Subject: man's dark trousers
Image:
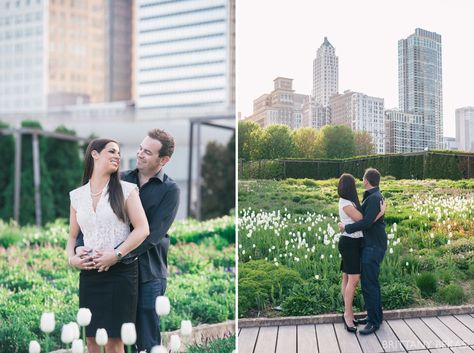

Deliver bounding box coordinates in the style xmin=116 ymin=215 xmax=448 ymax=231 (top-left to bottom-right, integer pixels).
xmin=361 ymin=246 xmax=385 ymax=327
xmin=136 ymin=278 xmax=167 ymax=352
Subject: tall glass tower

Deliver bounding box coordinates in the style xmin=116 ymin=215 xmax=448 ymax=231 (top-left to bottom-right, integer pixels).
xmin=398 ymin=28 xmax=443 ymax=149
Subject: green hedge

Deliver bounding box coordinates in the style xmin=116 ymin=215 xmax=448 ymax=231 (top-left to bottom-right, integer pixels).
xmin=240 ymin=151 xmax=474 ymax=180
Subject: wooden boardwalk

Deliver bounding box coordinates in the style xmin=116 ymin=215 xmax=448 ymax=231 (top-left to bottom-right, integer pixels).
xmin=238 ymin=314 xmax=474 ymax=353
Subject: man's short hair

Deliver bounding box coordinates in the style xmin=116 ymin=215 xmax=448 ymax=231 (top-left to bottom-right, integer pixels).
xmin=364 ymin=168 xmax=381 ymax=187
xmin=148 ymin=129 xmax=175 ymax=158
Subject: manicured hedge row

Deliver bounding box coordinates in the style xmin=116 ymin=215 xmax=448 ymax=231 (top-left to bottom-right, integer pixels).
xmin=239 ymin=151 xmax=474 ymax=180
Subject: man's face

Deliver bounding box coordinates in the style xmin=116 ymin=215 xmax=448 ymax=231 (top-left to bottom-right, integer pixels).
xmin=362 ymin=177 xmax=370 ymax=189
xmin=136 ymin=136 xmax=163 ymax=172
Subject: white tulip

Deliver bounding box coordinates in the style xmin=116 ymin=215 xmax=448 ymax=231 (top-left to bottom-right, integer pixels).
xmin=61 ymin=323 xmax=74 ymax=344
xmin=95 ymin=328 xmax=108 ymax=346
xmin=77 ymin=308 xmax=92 ymax=326
xmin=150 ymin=346 xmax=168 ymax=353
xmin=72 ymin=339 xmax=83 ymax=353
xmin=155 ymin=296 xmax=171 ymax=316
xmin=170 ymin=335 xmax=181 ymax=352
xmin=180 ymin=320 xmax=192 ymax=336
xmin=70 ymin=322 xmax=80 ymax=339
xmin=121 ymin=323 xmax=137 ymax=345
xmin=40 ymin=312 xmax=55 ymax=333
xmin=29 ymin=340 xmax=41 ymax=353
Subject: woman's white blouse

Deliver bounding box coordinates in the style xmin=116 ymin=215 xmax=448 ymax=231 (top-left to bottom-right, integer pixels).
xmin=70 ymin=180 xmax=137 ymax=250
xmin=338 ymin=198 xmax=363 ymax=239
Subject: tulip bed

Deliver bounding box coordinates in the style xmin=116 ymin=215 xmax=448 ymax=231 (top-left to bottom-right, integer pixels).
xmin=238 ymin=178 xmax=474 ymax=317
xmin=0 ymin=216 xmax=235 ymax=353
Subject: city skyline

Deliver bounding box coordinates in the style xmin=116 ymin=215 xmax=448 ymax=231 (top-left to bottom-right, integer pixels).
xmin=237 ymin=0 xmax=474 ymax=137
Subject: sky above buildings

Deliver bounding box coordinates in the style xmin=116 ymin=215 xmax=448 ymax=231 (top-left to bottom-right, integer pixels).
xmin=237 ymin=0 xmax=474 ymax=137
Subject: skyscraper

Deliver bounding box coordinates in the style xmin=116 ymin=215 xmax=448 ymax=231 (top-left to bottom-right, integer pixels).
xmin=456 ymin=107 xmax=474 ymax=152
xmin=398 ymin=28 xmax=443 ymax=149
xmin=136 ymin=0 xmax=235 ymax=113
xmin=313 ymin=37 xmax=338 ymax=106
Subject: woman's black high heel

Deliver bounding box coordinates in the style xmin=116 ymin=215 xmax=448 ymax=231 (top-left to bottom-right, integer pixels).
xmin=342 ymin=314 xmax=357 ymax=333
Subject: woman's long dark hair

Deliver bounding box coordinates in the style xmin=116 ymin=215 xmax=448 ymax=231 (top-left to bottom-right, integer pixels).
xmin=337 ymin=173 xmax=362 ymax=211
xmin=83 ymin=139 xmax=127 ymax=222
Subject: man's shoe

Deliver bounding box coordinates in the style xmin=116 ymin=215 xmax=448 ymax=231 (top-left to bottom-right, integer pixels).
xmin=359 ymin=323 xmax=379 ymax=335
xmin=353 ymin=316 xmax=368 ymax=325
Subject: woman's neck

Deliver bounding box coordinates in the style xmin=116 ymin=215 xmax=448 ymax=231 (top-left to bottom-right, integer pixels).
xmin=90 ymin=171 xmax=110 ymax=191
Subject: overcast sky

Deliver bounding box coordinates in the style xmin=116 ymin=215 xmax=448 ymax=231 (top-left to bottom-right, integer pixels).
xmin=236 ymin=0 xmax=474 ymax=137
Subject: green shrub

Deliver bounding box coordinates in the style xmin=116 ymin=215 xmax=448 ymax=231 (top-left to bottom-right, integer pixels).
xmin=0 ymin=228 xmax=21 ymax=248
xmin=381 ymin=282 xmax=414 ymax=309
xmin=416 ymin=272 xmax=438 ymax=298
xmin=187 ymin=335 xmax=235 ymax=353
xmin=282 ymin=281 xmax=341 ymax=316
xmin=438 ymin=284 xmax=465 ymax=305
xmin=468 ymin=263 xmax=474 ymax=279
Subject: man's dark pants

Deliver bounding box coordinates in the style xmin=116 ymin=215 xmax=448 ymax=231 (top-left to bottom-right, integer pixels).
xmin=361 ymin=246 xmax=385 ymax=327
xmin=135 ymin=278 xmax=167 ymax=352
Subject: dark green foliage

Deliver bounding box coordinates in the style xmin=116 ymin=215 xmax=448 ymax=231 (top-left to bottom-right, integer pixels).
xmin=238 ymin=260 xmax=303 ymax=316
xmin=187 ymin=335 xmax=235 ymax=353
xmin=282 ymin=281 xmax=343 ymax=316
xmin=0 ymin=121 xmax=15 ymax=221
xmin=43 ymin=126 xmax=83 ymax=220
xmin=381 ymin=282 xmax=414 ymax=309
xmin=201 ymin=134 xmax=235 ymax=220
xmin=416 ymin=272 xmax=438 ymax=297
xmin=239 ymin=152 xmax=474 ymax=181
xmin=437 ymin=284 xmax=465 ymax=305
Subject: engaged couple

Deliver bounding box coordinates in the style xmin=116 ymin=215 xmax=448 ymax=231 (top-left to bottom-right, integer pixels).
xmin=66 ymin=129 xmax=180 ymax=353
xmin=337 ymin=168 xmax=388 ymax=335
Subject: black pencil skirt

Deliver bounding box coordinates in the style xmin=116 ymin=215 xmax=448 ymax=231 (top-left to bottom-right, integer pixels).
xmin=79 ymin=260 xmax=138 ymax=337
xmin=338 ymin=236 xmax=362 ymax=275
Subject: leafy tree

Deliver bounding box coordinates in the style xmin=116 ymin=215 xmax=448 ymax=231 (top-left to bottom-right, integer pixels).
xmin=0 ymin=121 xmax=15 ymax=221
xmin=354 ymin=131 xmax=375 ymax=156
xmin=292 ymin=127 xmax=324 ymax=159
xmin=259 ymin=124 xmax=295 ymax=159
xmin=201 ymin=133 xmax=235 ymax=220
xmin=238 ymin=120 xmax=262 ymax=161
xmin=44 ymin=126 xmax=83 ymax=220
xmin=319 ymin=125 xmax=355 ymax=159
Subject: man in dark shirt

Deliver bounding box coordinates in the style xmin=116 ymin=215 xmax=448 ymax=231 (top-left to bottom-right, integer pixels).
xmin=338 ymin=168 xmax=387 ymax=335
xmin=72 ymin=129 xmax=180 ymax=352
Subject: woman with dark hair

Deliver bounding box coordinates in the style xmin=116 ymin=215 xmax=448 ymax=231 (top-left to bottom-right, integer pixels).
xmin=337 ymin=173 xmax=385 ymax=333
xmin=67 ymin=139 xmax=149 ymax=353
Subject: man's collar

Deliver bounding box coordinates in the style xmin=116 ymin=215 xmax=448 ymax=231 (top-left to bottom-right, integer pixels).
xmin=365 ymin=187 xmax=379 ymax=195
xmin=130 ymin=168 xmax=164 ymax=182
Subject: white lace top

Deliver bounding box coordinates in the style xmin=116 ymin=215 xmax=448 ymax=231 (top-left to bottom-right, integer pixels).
xmin=70 ymin=180 xmax=138 ymax=250
xmin=339 ymin=198 xmax=363 ymax=239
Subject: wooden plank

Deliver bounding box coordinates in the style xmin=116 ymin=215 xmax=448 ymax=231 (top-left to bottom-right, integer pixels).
xmin=438 ymin=315 xmax=474 ymax=345
xmin=276 ymin=325 xmax=297 ymax=353
xmin=404 ymin=318 xmax=445 ymax=349
xmin=297 ymin=325 xmax=318 ymax=353
xmin=333 ymin=323 xmax=362 ymax=353
xmin=450 ymin=347 xmax=474 ymax=353
xmin=386 ymin=319 xmax=425 ymax=351
xmin=254 ymin=326 xmax=278 ymax=353
xmin=428 ymin=349 xmax=452 ymax=353
xmin=316 ymin=324 xmax=340 ymax=353
xmin=239 ymin=327 xmax=259 ymax=353
xmin=375 ymin=320 xmax=405 ymax=352
xmin=455 ymin=315 xmax=474 ymax=332
xmin=356 ymin=325 xmax=384 ymax=353
xmin=421 ymin=317 xmax=464 ymax=347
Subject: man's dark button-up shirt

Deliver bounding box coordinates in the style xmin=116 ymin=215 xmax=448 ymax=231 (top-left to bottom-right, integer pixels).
xmin=76 ymin=168 xmax=180 ymax=282
xmin=344 ymin=187 xmax=387 ymax=250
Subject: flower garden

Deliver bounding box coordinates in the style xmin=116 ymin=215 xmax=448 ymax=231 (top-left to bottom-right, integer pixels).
xmin=0 ymin=216 xmax=236 ymax=353
xmin=238 ymin=178 xmax=474 ymax=318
